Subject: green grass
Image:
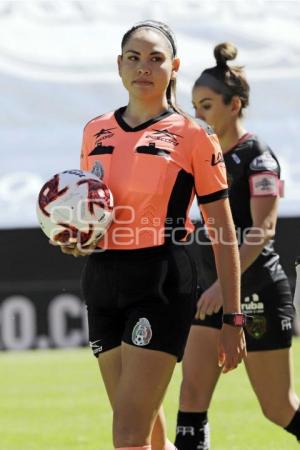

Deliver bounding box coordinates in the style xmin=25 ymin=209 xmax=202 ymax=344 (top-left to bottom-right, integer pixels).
xmin=0 ymin=339 xmax=300 ymax=450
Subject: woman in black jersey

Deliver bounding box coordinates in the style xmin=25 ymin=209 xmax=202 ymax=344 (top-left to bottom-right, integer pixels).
xmin=56 ymin=25 xmax=246 ymax=450
xmin=174 ymin=43 xmax=300 ymax=449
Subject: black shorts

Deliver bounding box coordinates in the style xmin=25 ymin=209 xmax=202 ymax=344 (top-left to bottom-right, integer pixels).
xmin=192 ymin=278 xmax=295 ymax=351
xmin=81 ymin=245 xmax=197 ymax=361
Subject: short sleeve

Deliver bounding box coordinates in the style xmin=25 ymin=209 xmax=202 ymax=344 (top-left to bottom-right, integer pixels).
xmin=247 ymin=150 xmax=282 ymax=197
xmin=192 ymin=129 xmax=228 ymax=204
xmin=247 ymin=150 xmax=280 ymax=176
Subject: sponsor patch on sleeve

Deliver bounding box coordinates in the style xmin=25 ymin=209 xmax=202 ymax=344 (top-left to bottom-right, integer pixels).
xmin=249 ymin=172 xmax=280 ymax=197
xmin=249 ymin=152 xmax=278 ymax=172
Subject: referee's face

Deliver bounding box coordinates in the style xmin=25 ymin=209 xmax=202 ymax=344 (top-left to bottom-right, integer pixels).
xmin=118 ymin=29 xmax=179 ymax=102
xmin=192 ymin=85 xmax=235 ymax=138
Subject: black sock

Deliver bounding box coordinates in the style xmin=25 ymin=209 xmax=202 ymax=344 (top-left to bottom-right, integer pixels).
xmin=174 ymin=410 xmax=210 ymax=450
xmin=285 ymin=408 xmax=300 ymax=442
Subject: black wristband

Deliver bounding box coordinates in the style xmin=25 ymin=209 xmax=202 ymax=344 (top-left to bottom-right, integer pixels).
xmin=222 ymin=313 xmax=253 ymax=327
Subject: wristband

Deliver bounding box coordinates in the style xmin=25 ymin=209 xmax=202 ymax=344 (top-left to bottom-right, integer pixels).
xmin=222 ymin=313 xmax=253 ymax=327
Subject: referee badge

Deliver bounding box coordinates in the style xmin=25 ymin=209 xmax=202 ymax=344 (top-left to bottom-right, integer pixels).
xmin=132 ymin=318 xmax=152 ymax=346
xmin=91 ymin=160 xmax=104 ymax=179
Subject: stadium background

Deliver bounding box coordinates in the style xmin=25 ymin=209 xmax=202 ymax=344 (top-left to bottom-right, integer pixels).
xmin=0 ymin=0 xmax=300 ymax=352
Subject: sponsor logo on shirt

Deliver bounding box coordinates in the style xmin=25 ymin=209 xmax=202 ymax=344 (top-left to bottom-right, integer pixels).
xmin=257 ymin=177 xmax=273 ymax=190
xmin=249 ymin=172 xmax=279 ymax=197
xmin=210 ymin=152 xmax=224 ymax=166
xmin=249 ymin=152 xmax=278 ymax=172
xmin=94 ymin=127 xmax=116 ymax=144
xmin=145 ymin=128 xmax=182 ymax=146
xmin=232 ymin=153 xmax=241 ymax=164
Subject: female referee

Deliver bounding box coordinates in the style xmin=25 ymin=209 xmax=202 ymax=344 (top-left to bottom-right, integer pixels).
xmin=60 ymin=24 xmax=246 ymax=450
xmin=174 ymin=43 xmax=300 ymax=449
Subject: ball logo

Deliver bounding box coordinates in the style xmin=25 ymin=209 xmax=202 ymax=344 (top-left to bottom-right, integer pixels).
xmin=132 ymin=318 xmax=152 ymax=346
xmin=36 ymin=169 xmax=114 ymax=246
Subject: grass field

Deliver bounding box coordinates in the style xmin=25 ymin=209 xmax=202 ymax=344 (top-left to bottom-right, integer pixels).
xmin=1 ymin=339 xmax=300 ymax=450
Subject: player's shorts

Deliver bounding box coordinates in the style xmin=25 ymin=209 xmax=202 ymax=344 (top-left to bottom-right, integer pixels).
xmin=81 ymin=244 xmax=197 ymax=361
xmin=192 ymin=278 xmax=295 ymax=351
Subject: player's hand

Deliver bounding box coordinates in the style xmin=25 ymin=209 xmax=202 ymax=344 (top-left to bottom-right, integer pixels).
xmin=49 ymin=238 xmax=98 ymax=257
xmin=195 ymin=281 xmax=223 ymax=320
xmin=218 ymin=324 xmax=246 ymax=373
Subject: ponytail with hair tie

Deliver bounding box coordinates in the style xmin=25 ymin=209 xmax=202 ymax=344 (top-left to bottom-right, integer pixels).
xmin=194 ymin=42 xmax=249 ymax=116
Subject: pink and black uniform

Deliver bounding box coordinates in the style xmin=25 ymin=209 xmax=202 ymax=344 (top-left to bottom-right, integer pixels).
xmin=191 ymin=133 xmax=295 ymax=351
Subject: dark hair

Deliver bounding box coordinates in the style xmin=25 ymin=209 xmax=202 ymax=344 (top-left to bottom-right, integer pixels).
xmin=121 ymin=20 xmax=177 ymax=57
xmin=121 ymin=20 xmax=185 ymax=115
xmin=194 ymin=42 xmax=250 ymax=116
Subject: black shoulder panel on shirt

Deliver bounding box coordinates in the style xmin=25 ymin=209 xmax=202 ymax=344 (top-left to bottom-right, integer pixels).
xmin=164 ymin=169 xmax=194 ymax=243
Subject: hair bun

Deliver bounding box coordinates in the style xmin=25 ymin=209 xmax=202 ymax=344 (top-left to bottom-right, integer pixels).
xmin=214 ymin=42 xmax=238 ymax=68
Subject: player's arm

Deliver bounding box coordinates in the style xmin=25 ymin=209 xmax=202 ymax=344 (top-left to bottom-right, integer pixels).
xmin=201 ymin=198 xmax=240 ymax=315
xmin=238 ymin=150 xmax=281 ymax=271
xmin=197 ymin=195 xmax=278 ymax=317
xmin=238 ymin=195 xmax=278 ymax=273
xmin=201 ymin=197 xmax=246 ymax=373
xmin=193 ymin=128 xmax=234 ymax=319
xmin=192 ymin=127 xmax=246 ymax=371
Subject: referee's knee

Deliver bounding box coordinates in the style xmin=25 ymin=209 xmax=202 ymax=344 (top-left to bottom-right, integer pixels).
xmin=113 ymin=406 xmax=151 ymax=446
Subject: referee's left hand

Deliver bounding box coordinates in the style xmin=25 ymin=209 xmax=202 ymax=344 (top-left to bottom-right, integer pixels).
xmin=49 ymin=238 xmax=98 ymax=257
xmin=218 ymin=324 xmax=246 ymax=373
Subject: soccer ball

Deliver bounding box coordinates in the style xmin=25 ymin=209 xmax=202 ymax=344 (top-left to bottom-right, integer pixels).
xmin=36 ymin=169 xmax=113 ymax=246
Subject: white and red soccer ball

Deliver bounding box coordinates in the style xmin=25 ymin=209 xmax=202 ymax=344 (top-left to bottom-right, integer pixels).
xmin=36 ymin=170 xmax=113 ymax=246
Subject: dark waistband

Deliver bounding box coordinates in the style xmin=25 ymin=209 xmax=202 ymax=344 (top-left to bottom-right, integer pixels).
xmin=90 ymin=244 xmax=170 ymax=261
